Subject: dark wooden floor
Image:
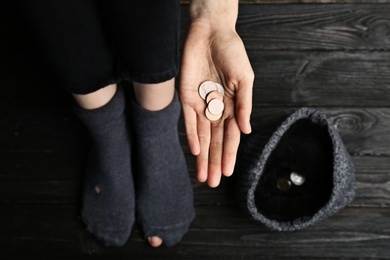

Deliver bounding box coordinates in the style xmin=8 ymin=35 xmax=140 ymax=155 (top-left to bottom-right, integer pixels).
xmin=2 ymin=1 xmax=390 ymax=259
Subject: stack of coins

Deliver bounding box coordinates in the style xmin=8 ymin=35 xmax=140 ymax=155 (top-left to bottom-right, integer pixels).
xmin=198 ymin=80 xmax=225 ymax=121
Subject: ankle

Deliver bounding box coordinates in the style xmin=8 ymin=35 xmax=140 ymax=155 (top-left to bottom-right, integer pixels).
xmin=133 ymin=79 xmax=175 ymax=111
xmin=131 ymin=90 xmax=180 ymax=136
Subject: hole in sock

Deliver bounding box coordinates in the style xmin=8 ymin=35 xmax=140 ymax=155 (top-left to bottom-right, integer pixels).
xmin=94 ymin=185 xmax=101 ymax=195
xmin=255 ymin=119 xmax=334 ymax=222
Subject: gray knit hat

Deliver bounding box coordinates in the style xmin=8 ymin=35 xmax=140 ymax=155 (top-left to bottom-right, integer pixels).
xmin=235 ymin=108 xmax=355 ymax=231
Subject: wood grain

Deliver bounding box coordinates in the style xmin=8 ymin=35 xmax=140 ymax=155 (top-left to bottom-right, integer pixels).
xmin=2 ymin=1 xmax=390 ymax=259
xmin=2 ymin=105 xmax=390 ymax=156
xmin=1 ymin=158 xmax=389 ymax=206
xmin=190 ymin=107 xmax=390 ymax=157
xmin=9 ymin=52 xmax=390 ymax=107
xmin=2 ymin=205 xmax=390 ymax=259
xmin=237 ymin=4 xmax=390 ymax=51
xmin=248 ymin=51 xmax=390 ymax=106
xmin=180 ymin=4 xmax=390 ymax=51
xmin=354 ymin=157 xmax=390 ymax=206
xmin=0 ymin=105 xmax=88 ymax=152
xmin=1 ymin=152 xmax=389 ymax=206
xmin=1 ymin=106 xmax=390 ymax=207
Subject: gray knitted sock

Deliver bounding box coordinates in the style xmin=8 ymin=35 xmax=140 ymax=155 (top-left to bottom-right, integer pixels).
xmin=72 ymin=86 xmax=135 ymax=247
xmin=235 ymin=108 xmax=355 ymax=231
xmin=131 ymin=92 xmax=195 ymax=247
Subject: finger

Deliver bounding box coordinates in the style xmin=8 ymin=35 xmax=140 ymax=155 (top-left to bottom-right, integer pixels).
xmin=196 ymin=117 xmax=211 ymax=183
xmin=182 ymin=104 xmax=200 ymax=156
xmin=207 ymin=120 xmax=224 ymax=188
xmin=235 ymin=77 xmax=253 ymax=134
xmin=222 ymin=117 xmax=241 ymax=177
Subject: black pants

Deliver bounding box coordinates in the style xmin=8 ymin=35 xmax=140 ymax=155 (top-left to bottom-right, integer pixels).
xmin=19 ymin=0 xmax=180 ymax=94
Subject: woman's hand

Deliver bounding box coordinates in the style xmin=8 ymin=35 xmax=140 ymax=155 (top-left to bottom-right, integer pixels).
xmin=180 ymin=11 xmax=254 ymax=188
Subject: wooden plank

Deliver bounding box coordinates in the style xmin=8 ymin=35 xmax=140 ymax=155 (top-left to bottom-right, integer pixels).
xmin=179 ymin=207 xmax=390 ymax=259
xmin=1 ymin=149 xmax=390 ymax=206
xmin=237 ymin=4 xmax=390 ymax=50
xmin=5 ymin=33 xmax=389 ymax=109
xmin=248 ymin=51 xmax=390 ymax=106
xmin=354 ymin=156 xmax=390 ymax=206
xmin=2 ymin=105 xmax=390 ymax=155
xmin=199 ymin=157 xmax=390 ymax=208
xmin=0 ymin=105 xmax=88 ymax=153
xmin=4 ymin=104 xmax=389 ymax=156
xmin=237 ymin=4 xmax=390 ymax=51
xmin=6 ymin=51 xmax=390 ymax=108
xmin=183 ymin=102 xmax=390 ymax=160
xmin=1 ymin=204 xmax=390 ymax=259
xmin=0 ymin=152 xmax=85 ymax=181
xmin=180 ymin=4 xmax=390 ymax=51
xmin=248 ymin=108 xmax=390 ymax=156
xmin=1 ymin=107 xmax=390 ymax=206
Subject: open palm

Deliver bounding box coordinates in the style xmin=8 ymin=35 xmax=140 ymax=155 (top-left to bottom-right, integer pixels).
xmin=180 ymin=23 xmax=254 ymax=188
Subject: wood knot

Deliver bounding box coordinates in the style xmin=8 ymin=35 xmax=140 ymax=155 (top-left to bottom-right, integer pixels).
xmin=367 ymin=19 xmax=390 ymax=40
xmin=329 ymin=111 xmax=376 ymax=136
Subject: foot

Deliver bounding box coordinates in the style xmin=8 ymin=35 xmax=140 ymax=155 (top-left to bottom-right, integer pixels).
xmin=73 ymin=86 xmax=135 ymax=247
xmin=131 ymin=91 xmax=195 ymax=247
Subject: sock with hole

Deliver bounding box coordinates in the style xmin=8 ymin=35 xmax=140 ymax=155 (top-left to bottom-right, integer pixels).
xmin=131 ymin=92 xmax=195 ymax=247
xmin=72 ymin=86 xmax=135 ymax=247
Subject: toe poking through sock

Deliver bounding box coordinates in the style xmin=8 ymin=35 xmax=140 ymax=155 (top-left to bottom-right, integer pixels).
xmin=148 ymin=236 xmax=163 ymax=248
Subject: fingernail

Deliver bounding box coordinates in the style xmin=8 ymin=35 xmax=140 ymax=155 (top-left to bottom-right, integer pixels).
xmin=248 ymin=124 xmax=252 ymax=133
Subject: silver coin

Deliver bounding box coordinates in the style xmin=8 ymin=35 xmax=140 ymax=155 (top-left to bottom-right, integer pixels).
xmin=290 ymin=172 xmax=305 ymax=186
xmin=214 ymin=82 xmax=225 ymax=96
xmin=207 ymin=98 xmax=225 ymax=115
xmin=199 ymin=80 xmax=218 ymax=100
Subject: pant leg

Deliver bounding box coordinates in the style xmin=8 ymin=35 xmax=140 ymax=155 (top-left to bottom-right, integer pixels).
xmin=19 ymin=0 xmax=118 ymax=94
xmin=99 ymin=0 xmax=180 ymax=84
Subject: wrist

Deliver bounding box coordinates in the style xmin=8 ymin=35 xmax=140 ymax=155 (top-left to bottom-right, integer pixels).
xmin=189 ymin=0 xmax=238 ymax=32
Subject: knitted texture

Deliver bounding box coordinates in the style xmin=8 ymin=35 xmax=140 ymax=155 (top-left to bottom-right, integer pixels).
xmin=131 ymin=91 xmax=195 ymax=247
xmin=73 ymin=86 xmax=135 ymax=246
xmin=235 ymin=108 xmax=355 ymax=231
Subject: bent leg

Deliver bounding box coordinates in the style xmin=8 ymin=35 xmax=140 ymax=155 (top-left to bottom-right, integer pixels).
xmin=20 ymin=0 xmax=134 ymax=246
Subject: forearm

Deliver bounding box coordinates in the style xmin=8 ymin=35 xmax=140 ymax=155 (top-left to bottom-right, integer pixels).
xmin=188 ymin=0 xmax=239 ymax=31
